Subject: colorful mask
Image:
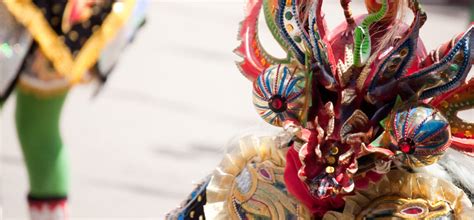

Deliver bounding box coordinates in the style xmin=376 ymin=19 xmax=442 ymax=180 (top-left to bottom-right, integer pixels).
xmin=236 ymin=0 xmax=474 ymax=215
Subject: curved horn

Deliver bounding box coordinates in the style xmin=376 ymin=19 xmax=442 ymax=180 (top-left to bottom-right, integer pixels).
xmin=431 ymin=78 xmax=474 ymax=157
xmin=275 ymin=0 xmax=311 ymax=65
xmin=362 ymin=2 xmax=427 ymax=103
xmin=235 ymin=0 xmax=292 ymax=81
xmin=404 ymin=25 xmax=474 ymax=99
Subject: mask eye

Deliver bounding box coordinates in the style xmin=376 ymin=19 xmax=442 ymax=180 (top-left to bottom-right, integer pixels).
xmin=252 ymin=65 xmax=306 ymax=127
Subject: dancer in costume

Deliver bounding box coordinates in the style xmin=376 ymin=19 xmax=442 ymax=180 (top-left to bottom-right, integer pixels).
xmin=0 ymin=0 xmax=146 ymax=219
xmin=167 ymin=0 xmax=474 ymax=219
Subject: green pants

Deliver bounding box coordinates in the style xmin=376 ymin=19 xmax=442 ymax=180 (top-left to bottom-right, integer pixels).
xmin=15 ymin=89 xmax=69 ymax=198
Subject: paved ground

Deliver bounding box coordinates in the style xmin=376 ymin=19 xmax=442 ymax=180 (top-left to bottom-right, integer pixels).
xmin=1 ymin=1 xmax=471 ymax=219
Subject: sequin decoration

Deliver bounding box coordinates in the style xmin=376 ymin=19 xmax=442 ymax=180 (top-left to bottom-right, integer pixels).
xmin=166 ymin=178 xmax=209 ymax=220
xmin=388 ymin=104 xmax=451 ymax=168
xmin=253 ymin=64 xmax=306 ymax=127
xmin=4 ymin=0 xmax=136 ymax=83
xmin=431 ymin=79 xmax=474 ymax=156
xmin=275 ymin=0 xmax=309 ymax=64
xmin=405 ymin=26 xmax=474 ymax=100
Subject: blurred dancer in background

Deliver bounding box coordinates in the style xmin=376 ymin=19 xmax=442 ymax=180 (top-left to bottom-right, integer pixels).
xmin=0 ymin=0 xmax=146 ymax=219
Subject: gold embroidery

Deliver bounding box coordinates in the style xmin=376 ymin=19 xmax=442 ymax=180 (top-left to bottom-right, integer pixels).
xmin=52 ymin=3 xmax=61 ymax=15
xmin=51 ymin=16 xmax=60 ymax=26
xmin=4 ymin=0 xmax=136 ymax=84
xmin=69 ymin=31 xmax=79 ymax=42
xmin=82 ymin=20 xmax=91 ymax=29
xmin=204 ymin=135 xmax=311 ymax=219
xmin=323 ymin=170 xmax=474 ymax=220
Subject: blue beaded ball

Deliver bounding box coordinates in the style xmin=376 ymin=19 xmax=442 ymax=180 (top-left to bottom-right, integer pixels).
xmin=252 ymin=65 xmax=306 ymax=127
xmin=388 ymin=104 xmax=451 ymax=167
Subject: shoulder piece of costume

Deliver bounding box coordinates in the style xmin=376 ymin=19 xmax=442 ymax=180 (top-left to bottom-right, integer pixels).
xmin=166 ymin=177 xmax=210 ymax=220
xmin=95 ymin=0 xmax=148 ymax=83
xmin=3 ymin=0 xmax=138 ymax=85
xmin=0 ymin=2 xmax=32 ymax=101
xmin=323 ymin=170 xmax=474 ymax=219
xmin=167 ymin=134 xmax=312 ymax=220
xmin=231 ymin=0 xmax=474 ymax=218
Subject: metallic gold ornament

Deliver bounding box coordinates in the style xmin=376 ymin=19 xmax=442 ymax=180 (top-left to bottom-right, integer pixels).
xmin=324 ymin=170 xmax=473 ymax=220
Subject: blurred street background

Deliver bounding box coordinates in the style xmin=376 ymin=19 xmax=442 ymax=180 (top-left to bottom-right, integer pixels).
xmin=1 ymin=0 xmax=472 ymax=219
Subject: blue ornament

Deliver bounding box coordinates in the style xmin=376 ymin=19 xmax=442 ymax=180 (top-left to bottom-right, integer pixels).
xmin=252 ymin=65 xmax=306 ymax=126
xmin=388 ymin=104 xmax=451 ymax=167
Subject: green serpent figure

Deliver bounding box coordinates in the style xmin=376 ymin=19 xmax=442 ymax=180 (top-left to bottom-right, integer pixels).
xmin=353 ymin=0 xmax=388 ymax=67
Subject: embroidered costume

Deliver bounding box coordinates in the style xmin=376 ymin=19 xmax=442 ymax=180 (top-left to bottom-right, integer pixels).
xmin=0 ymin=0 xmax=146 ymax=219
xmin=168 ymin=0 xmax=474 ymax=219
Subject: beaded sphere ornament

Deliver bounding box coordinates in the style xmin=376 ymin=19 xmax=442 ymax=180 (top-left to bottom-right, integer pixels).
xmin=252 ymin=65 xmax=306 ymax=127
xmin=388 ymin=104 xmax=451 ymax=168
